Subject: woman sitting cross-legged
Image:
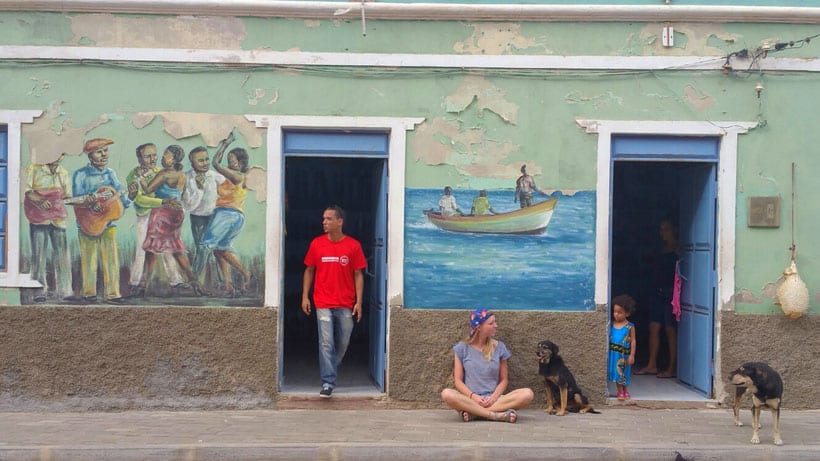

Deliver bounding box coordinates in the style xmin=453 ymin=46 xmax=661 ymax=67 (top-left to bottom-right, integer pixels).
xmin=441 ymin=308 xmax=534 ymax=423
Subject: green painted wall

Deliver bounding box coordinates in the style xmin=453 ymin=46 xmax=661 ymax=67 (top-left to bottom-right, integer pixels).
xmin=0 ymin=12 xmax=816 ymax=315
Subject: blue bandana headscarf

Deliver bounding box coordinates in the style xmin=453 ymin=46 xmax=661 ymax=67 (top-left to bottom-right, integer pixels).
xmin=469 ymin=308 xmax=493 ymax=337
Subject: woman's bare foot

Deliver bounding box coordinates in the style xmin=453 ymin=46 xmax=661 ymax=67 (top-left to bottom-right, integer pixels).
xmin=634 ymin=367 xmax=658 ymax=375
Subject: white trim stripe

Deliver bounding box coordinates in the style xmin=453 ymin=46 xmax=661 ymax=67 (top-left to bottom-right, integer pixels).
xmin=2 ymin=46 xmax=819 ymax=72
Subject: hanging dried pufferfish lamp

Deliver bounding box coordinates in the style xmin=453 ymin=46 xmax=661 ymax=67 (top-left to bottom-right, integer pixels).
xmin=775 ymin=163 xmax=809 ymax=319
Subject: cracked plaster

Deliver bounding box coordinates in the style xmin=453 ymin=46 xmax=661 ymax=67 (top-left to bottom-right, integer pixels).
xmin=23 ymin=101 xmax=110 ymax=164
xmin=453 ymin=23 xmax=548 ymax=55
xmin=638 ymin=23 xmax=740 ymax=56
xmin=683 ymin=84 xmax=716 ymax=112
xmin=131 ymin=112 xmax=266 ymax=199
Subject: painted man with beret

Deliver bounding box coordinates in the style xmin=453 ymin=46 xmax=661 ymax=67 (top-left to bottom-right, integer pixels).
xmin=70 ymin=138 xmax=131 ymax=304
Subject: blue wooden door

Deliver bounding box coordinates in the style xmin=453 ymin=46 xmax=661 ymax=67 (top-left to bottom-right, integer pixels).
xmin=612 ymin=135 xmax=718 ymax=396
xmin=368 ymin=160 xmax=387 ymax=390
xmin=0 ymin=127 xmax=6 ymax=270
xmin=677 ymin=163 xmax=717 ymax=394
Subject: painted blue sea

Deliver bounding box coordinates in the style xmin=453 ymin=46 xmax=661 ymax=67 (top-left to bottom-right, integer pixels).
xmin=404 ymin=188 xmax=595 ymax=311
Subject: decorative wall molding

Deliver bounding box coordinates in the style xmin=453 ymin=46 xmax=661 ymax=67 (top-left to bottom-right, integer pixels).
xmin=1 ymin=1 xmax=818 ymax=24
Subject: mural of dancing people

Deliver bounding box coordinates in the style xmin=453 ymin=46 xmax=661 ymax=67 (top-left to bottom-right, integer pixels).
xmin=200 ymin=133 xmax=253 ymax=298
xmin=20 ymin=129 xmax=263 ymax=307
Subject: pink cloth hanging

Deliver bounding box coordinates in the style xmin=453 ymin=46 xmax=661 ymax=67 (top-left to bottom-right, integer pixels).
xmin=671 ymin=260 xmax=682 ymax=322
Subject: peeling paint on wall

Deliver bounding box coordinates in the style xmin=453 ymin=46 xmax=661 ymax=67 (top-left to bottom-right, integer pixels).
xmin=410 ymin=117 xmax=524 ymax=181
xmin=445 ymin=75 xmax=518 ymax=124
xmin=762 ymin=279 xmax=782 ymax=300
xmin=412 ymin=117 xmax=478 ymax=166
xmin=618 ymin=32 xmax=656 ymax=56
xmin=69 ymin=14 xmax=246 ymax=49
xmin=683 ymin=84 xmax=716 ymax=112
xmin=453 ymin=23 xmax=547 ymax=55
xmin=130 ymin=112 xmax=266 ymax=202
xmin=735 ymin=288 xmax=762 ymax=304
xmin=131 ymin=112 xmax=263 ymax=148
xmin=22 ymin=102 xmax=109 ymax=164
xmin=246 ymin=88 xmax=279 ymax=106
xmin=27 ymin=77 xmax=51 ymax=97
xmin=638 ymin=23 xmax=740 ymax=55
xmin=245 ymin=167 xmax=267 ymax=203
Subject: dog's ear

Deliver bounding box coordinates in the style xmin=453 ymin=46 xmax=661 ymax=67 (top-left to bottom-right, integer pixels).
xmin=553 ymin=342 xmax=559 ymax=354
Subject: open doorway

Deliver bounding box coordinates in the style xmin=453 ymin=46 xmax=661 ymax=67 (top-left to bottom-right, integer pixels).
xmin=281 ymin=155 xmax=386 ymax=395
xmin=610 ymin=137 xmax=718 ymax=401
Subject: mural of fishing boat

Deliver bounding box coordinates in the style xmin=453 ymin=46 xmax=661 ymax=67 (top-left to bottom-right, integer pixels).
xmin=423 ymin=197 xmax=558 ymax=235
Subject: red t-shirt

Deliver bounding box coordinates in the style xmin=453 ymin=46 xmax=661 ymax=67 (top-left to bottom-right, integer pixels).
xmin=304 ymin=234 xmax=367 ymax=309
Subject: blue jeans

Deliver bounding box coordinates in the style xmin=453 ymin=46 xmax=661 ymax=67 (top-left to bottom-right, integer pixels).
xmin=316 ymin=307 xmax=354 ymax=388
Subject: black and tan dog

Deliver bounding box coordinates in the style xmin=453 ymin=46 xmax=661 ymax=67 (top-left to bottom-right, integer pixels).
xmin=728 ymin=362 xmax=783 ymax=445
xmin=536 ymin=340 xmax=599 ymax=416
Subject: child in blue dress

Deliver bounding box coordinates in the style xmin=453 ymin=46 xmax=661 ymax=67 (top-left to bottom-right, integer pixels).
xmin=608 ymin=294 xmax=637 ymax=400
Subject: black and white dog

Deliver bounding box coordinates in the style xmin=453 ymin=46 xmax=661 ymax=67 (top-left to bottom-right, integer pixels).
xmin=728 ymin=362 xmax=783 ymax=445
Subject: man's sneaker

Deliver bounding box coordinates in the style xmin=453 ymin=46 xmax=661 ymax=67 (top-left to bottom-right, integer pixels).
xmin=319 ymin=384 xmax=333 ymax=398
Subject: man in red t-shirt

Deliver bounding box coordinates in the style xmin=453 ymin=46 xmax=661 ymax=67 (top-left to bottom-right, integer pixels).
xmin=302 ymin=205 xmax=366 ymax=398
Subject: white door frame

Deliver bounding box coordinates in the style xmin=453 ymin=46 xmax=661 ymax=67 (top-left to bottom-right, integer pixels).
xmin=577 ymin=118 xmax=756 ymax=402
xmin=245 ymin=114 xmax=423 ymax=392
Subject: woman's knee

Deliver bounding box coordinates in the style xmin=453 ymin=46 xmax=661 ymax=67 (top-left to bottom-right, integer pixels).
xmin=441 ymin=388 xmax=458 ymax=403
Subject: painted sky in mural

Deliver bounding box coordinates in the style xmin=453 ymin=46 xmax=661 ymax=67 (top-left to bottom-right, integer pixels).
xmin=404 ymin=188 xmax=595 ymax=311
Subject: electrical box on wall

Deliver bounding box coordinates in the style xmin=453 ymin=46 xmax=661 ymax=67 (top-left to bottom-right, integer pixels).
xmin=748 ymin=196 xmax=780 ymax=228
xmin=662 ymin=25 xmax=674 ymax=47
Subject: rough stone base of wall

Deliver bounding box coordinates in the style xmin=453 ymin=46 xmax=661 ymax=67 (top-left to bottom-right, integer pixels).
xmin=387 ymin=305 xmax=609 ymax=408
xmin=0 ymin=306 xmax=278 ymax=411
xmin=718 ymin=311 xmax=819 ymax=409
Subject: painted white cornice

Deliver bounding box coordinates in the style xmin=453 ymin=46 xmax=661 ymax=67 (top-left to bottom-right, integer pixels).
xmin=0 ymin=1 xmax=818 ymax=24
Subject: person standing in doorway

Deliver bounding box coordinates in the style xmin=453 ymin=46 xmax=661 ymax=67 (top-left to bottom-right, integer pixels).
xmin=608 ymin=294 xmax=637 ymax=400
xmin=301 ymin=205 xmax=367 ymax=398
xmin=635 ymin=219 xmax=679 ymax=379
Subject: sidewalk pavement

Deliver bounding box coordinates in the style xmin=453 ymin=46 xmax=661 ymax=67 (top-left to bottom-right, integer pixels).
xmin=1 ymin=407 xmax=819 ymax=461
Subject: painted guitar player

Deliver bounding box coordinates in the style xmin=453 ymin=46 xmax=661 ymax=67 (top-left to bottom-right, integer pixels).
xmin=68 ymin=138 xmax=131 ymax=304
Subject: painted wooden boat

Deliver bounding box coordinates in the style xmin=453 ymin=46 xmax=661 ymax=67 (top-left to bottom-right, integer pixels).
xmin=424 ymin=197 xmax=558 ymax=235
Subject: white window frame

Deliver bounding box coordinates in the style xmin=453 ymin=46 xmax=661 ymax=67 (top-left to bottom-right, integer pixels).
xmin=0 ymin=110 xmax=43 ymax=288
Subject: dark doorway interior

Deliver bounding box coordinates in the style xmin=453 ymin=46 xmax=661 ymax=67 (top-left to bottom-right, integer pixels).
xmin=282 ymin=156 xmax=382 ymax=393
xmin=611 ymin=162 xmax=682 ymax=374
